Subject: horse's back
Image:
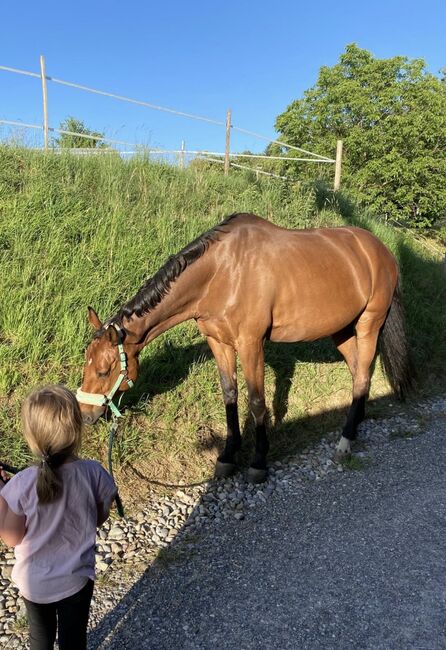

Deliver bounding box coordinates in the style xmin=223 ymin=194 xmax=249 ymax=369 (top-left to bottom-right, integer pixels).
xmin=221 ymin=214 xmax=392 ymax=257
xmin=221 ymin=214 xmax=397 ymax=290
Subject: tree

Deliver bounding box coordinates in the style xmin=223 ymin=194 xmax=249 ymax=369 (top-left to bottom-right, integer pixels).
xmin=56 ymin=117 xmax=105 ymax=149
xmin=275 ymin=44 xmax=446 ymax=230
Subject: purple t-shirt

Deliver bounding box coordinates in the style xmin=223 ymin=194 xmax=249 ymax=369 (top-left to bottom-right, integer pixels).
xmin=0 ymin=459 xmax=117 ymax=604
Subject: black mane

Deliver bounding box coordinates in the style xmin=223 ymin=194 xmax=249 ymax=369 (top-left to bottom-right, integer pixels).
xmin=115 ymin=213 xmax=239 ymax=323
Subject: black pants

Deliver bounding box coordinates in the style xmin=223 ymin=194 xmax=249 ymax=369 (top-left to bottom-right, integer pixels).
xmin=23 ymin=579 xmax=94 ymax=650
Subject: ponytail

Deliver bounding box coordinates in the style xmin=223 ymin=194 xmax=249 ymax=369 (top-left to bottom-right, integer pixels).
xmin=36 ymin=448 xmax=72 ymax=504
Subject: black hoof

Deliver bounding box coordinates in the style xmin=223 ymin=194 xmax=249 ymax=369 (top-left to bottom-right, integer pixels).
xmin=247 ymin=467 xmax=268 ymax=484
xmin=214 ymin=460 xmax=237 ymax=479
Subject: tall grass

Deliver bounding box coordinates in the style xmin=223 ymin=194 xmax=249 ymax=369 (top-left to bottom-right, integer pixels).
xmin=0 ymin=147 xmax=445 ymax=494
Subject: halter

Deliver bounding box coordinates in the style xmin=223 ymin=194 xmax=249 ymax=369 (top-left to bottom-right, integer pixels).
xmin=76 ymin=323 xmax=134 ymax=419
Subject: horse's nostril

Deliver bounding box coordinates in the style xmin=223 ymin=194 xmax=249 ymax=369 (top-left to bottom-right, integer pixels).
xmin=83 ymin=415 xmax=93 ymax=425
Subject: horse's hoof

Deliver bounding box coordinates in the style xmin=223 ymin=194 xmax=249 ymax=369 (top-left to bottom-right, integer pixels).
xmin=247 ymin=467 xmax=268 ymax=484
xmin=214 ymin=460 xmax=237 ymax=479
xmin=333 ymin=436 xmax=351 ymax=463
xmin=333 ymin=448 xmax=351 ymax=464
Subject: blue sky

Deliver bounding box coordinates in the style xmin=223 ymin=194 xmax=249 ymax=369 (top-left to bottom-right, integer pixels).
xmin=1 ymin=0 xmax=445 ymax=157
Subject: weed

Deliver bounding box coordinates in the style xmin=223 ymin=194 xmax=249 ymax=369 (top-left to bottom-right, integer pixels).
xmin=155 ymin=545 xmax=187 ymax=568
xmin=341 ymin=456 xmax=371 ymax=471
xmin=11 ymin=615 xmax=28 ymax=634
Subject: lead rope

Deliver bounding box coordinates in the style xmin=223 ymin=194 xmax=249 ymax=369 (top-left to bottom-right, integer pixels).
xmin=107 ymin=394 xmax=125 ymax=518
xmin=0 ymin=462 xmax=22 ymax=475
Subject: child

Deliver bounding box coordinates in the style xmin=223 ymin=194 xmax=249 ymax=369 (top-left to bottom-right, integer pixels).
xmin=0 ymin=384 xmax=117 ymax=650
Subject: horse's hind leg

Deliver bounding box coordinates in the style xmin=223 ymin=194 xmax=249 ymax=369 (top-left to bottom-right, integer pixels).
xmin=238 ymin=341 xmax=269 ymax=483
xmin=332 ymin=325 xmax=358 ymax=378
xmin=207 ymin=337 xmax=241 ymax=478
xmin=332 ymin=326 xmax=359 ymax=459
xmin=335 ymin=318 xmax=384 ymax=460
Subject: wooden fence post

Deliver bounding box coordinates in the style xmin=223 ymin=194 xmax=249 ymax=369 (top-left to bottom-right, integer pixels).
xmin=39 ymin=55 xmax=49 ymax=151
xmin=334 ymin=139 xmax=343 ymax=191
xmin=224 ymin=108 xmax=232 ymax=176
xmin=180 ymin=140 xmax=185 ymax=169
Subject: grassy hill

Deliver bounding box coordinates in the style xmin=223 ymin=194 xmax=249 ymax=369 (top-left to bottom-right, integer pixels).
xmin=1 ymin=146 xmax=445 ymax=500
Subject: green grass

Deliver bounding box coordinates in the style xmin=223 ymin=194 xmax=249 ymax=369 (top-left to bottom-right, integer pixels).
xmin=11 ymin=615 xmax=28 ymax=635
xmin=1 ymin=146 xmax=445 ymax=503
xmin=341 ymin=456 xmax=371 ymax=471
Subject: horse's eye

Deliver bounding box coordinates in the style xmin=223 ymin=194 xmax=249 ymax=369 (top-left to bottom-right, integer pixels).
xmin=97 ymin=370 xmax=111 ymax=378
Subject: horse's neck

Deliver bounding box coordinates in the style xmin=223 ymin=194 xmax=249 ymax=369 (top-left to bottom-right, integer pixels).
xmin=122 ymin=263 xmax=207 ymax=349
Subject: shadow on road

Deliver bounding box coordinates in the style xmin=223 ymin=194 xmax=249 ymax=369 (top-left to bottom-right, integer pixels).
xmin=88 ymin=388 xmax=427 ymax=650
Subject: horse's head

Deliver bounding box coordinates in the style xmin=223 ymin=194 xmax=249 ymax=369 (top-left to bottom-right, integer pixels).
xmin=77 ymin=307 xmax=139 ymax=424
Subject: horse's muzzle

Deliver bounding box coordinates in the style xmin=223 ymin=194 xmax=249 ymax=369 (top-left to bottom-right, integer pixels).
xmin=79 ymin=404 xmax=104 ymax=425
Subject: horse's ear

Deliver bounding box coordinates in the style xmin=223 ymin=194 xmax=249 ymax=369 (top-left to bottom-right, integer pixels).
xmin=107 ymin=326 xmax=119 ymax=346
xmin=87 ymin=306 xmax=102 ymax=331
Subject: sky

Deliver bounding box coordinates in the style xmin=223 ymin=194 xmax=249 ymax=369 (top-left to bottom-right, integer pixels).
xmin=0 ymin=0 xmax=445 ymax=158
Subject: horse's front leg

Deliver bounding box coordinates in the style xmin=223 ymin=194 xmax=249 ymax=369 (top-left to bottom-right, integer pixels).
xmin=207 ymin=337 xmax=241 ymax=478
xmin=238 ymin=341 xmax=269 ymax=483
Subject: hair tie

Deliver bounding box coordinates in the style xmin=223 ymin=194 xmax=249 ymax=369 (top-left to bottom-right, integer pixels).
xmin=41 ymin=452 xmax=50 ymax=466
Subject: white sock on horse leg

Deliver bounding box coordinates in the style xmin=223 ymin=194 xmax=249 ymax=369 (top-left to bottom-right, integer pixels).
xmin=336 ymin=436 xmax=351 ymax=455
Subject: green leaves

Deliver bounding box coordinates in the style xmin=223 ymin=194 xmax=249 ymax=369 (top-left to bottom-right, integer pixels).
xmin=55 ymin=117 xmax=105 ymax=149
xmin=275 ymin=44 xmax=446 ymax=232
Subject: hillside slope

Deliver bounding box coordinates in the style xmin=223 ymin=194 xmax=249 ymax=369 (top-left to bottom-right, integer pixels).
xmin=0 ymin=147 xmax=444 ymax=492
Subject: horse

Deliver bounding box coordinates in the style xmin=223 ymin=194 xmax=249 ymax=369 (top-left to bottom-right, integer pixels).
xmin=77 ymin=213 xmax=413 ymax=482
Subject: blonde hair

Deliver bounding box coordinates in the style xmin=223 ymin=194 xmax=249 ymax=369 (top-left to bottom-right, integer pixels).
xmin=21 ymin=385 xmax=83 ymax=504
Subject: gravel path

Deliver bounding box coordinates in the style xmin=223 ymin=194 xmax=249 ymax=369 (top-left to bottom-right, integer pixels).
xmin=1 ymin=396 xmax=445 ymax=649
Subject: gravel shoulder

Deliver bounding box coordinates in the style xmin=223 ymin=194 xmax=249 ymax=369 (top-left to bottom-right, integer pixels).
xmin=91 ymin=396 xmax=445 ymax=650
xmin=1 ymin=396 xmax=445 ymax=649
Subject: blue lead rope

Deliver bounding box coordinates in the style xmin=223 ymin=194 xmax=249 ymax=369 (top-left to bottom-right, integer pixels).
xmin=108 ymin=417 xmax=125 ymax=518
xmin=0 ymin=462 xmax=22 ymax=475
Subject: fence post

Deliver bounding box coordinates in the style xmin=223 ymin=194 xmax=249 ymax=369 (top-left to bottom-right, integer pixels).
xmin=334 ymin=139 xmax=343 ymax=191
xmin=39 ymin=55 xmax=49 ymax=151
xmin=224 ymin=108 xmax=232 ymax=176
xmin=180 ymin=140 xmax=185 ymax=169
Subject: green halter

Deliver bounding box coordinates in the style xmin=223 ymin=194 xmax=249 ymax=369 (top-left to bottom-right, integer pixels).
xmin=76 ymin=324 xmax=134 ymax=418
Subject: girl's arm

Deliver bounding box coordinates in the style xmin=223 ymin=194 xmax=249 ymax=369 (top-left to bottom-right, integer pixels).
xmin=97 ymin=501 xmax=112 ymax=527
xmin=95 ymin=465 xmax=118 ymax=527
xmin=0 ymin=476 xmax=26 ymax=547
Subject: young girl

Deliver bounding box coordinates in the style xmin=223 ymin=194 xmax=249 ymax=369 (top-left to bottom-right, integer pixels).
xmin=0 ymin=384 xmax=117 ymax=650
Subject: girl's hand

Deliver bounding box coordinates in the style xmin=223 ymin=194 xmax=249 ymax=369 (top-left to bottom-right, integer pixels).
xmin=0 ymin=467 xmax=11 ymax=486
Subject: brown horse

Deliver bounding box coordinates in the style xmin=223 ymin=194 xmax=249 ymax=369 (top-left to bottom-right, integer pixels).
xmin=77 ymin=213 xmax=413 ymax=481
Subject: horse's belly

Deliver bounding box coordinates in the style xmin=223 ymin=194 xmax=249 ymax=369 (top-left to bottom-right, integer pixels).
xmin=270 ymin=319 xmax=348 ymax=343
xmin=270 ymin=295 xmax=365 ymax=343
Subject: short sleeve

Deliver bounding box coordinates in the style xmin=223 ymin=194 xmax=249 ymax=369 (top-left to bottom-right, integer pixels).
xmin=93 ymin=463 xmax=117 ymax=509
xmin=1 ymin=474 xmax=26 ymax=516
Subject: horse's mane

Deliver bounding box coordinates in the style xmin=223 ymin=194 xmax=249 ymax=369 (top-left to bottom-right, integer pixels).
xmin=115 ymin=213 xmax=239 ymax=323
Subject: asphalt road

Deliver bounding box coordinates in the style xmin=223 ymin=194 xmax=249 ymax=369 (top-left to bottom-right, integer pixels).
xmin=90 ymin=414 xmax=446 ymax=650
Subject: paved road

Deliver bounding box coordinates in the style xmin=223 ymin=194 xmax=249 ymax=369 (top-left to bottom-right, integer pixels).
xmin=91 ymin=416 xmax=446 ymax=649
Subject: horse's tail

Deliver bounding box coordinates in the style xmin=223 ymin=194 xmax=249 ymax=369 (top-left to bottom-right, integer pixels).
xmin=379 ymin=276 xmax=415 ymax=400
